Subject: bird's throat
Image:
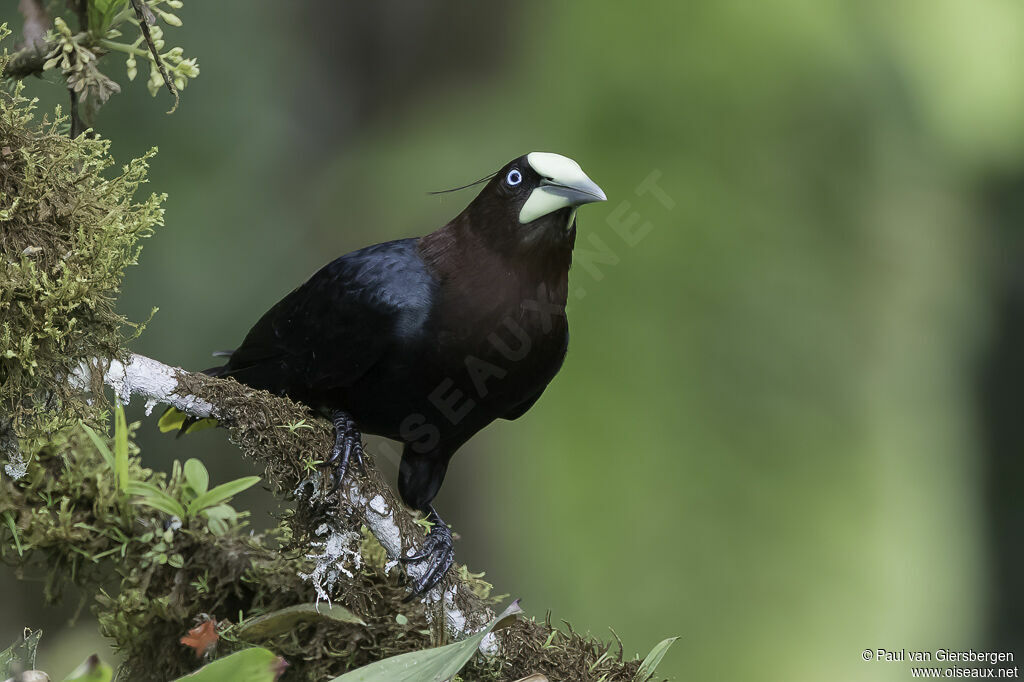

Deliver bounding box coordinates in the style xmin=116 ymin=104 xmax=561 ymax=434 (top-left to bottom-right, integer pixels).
xmin=418 ymin=220 xmax=571 ymax=325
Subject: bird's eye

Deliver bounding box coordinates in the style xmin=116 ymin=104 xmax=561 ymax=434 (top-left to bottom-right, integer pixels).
xmin=506 ymin=169 xmax=522 ymax=187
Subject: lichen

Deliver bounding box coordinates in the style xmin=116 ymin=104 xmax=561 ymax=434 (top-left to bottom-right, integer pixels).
xmin=297 ymin=522 xmax=363 ymax=605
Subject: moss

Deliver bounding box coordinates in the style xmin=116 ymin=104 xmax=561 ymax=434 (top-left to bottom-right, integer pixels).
xmin=0 ymin=416 xmax=428 ymax=680
xmin=0 ymin=47 xmax=164 ymax=453
xmin=466 ymin=617 xmax=644 ymax=681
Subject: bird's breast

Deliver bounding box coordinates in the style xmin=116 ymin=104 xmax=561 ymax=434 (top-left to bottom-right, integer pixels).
xmin=425 ymin=282 xmax=568 ymax=403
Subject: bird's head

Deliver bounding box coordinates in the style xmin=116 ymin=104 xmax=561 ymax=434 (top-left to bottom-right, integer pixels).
xmin=462 ymin=152 xmax=606 ymax=254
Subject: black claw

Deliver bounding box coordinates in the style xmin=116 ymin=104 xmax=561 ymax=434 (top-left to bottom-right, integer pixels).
xmin=399 ymin=547 xmax=432 ymax=564
xmin=414 ymin=544 xmax=454 ymax=595
xmin=324 ymin=410 xmax=363 ymax=494
xmin=401 ymin=508 xmax=455 ymax=596
xmin=353 ymin=441 xmax=366 ymax=471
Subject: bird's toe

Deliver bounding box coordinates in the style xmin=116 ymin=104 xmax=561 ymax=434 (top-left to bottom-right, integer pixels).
xmin=324 ymin=411 xmax=364 ymax=493
xmin=412 ymin=544 xmax=454 ymax=595
xmin=403 ymin=523 xmax=454 ymax=595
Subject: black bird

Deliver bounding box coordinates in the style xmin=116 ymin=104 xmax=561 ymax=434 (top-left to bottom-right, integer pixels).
xmin=162 ymin=152 xmax=606 ymax=593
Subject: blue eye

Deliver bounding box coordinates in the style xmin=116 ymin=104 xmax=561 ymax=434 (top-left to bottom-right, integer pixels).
xmin=506 ymin=169 xmax=522 ymax=186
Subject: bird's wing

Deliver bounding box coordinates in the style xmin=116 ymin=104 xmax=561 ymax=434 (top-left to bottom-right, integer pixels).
xmin=220 ymin=238 xmax=436 ymax=394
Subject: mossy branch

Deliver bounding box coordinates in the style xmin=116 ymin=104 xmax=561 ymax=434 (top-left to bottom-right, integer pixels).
xmin=0 ymin=417 xmax=471 ymax=680
xmin=4 ymin=352 xmax=645 ymax=680
xmin=2 ymin=42 xmax=50 ymax=79
xmin=75 ymin=352 xmax=496 ymax=641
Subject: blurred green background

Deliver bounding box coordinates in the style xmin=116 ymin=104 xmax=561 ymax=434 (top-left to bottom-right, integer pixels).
xmin=4 ymin=1 xmax=1024 ymax=680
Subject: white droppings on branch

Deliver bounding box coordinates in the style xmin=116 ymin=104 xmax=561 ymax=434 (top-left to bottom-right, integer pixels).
xmin=443 ymin=585 xmax=467 ymax=632
xmin=480 ymin=632 xmax=499 ymax=655
xmin=348 ymin=484 xmax=404 ymax=562
xmin=71 ymin=353 xmax=216 ymax=417
xmin=368 ymin=494 xmax=389 ymax=516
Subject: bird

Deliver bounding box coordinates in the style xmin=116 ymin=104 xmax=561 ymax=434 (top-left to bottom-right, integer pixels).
xmin=160 ymin=152 xmax=606 ymax=594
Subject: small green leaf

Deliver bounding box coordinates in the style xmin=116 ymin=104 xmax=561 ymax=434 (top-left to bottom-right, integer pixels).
xmin=187 ymin=476 xmax=261 ymax=516
xmin=235 ymin=603 xmax=365 ymax=640
xmin=114 ymin=404 xmax=129 ymax=492
xmin=87 ymin=0 xmax=128 ymax=35
xmin=125 ymin=481 xmax=186 ymax=519
xmin=199 ymin=504 xmax=239 ymax=533
xmin=3 ymin=511 xmax=22 ymax=557
xmin=200 ymin=504 xmax=236 ymax=521
xmin=81 ymin=422 xmax=114 ymax=470
xmin=395 ymin=614 xmax=408 ymax=626
xmin=63 ymin=653 xmax=114 ymax=682
xmin=183 ymin=458 xmax=209 ymax=496
xmin=157 ymin=407 xmax=186 ymax=433
xmin=633 ymin=636 xmax=678 ymax=682
xmin=328 ymin=601 xmax=522 ymax=682
xmin=170 ymin=647 xmax=286 ymax=682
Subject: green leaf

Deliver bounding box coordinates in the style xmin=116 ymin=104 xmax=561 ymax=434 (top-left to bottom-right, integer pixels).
xmin=187 ymin=476 xmax=261 ymax=516
xmin=183 ymin=458 xmax=209 ymax=496
xmin=236 ymin=603 xmax=365 ymax=640
xmin=633 ymin=636 xmax=678 ymax=682
xmin=63 ymin=654 xmax=114 ymax=682
xmin=125 ymin=481 xmax=186 ymax=519
xmin=200 ymin=504 xmax=237 ymax=522
xmin=158 ymin=407 xmax=186 ymax=433
xmin=170 ymin=647 xmax=286 ymax=682
xmin=114 ymin=404 xmax=129 ymax=493
xmin=1 ymin=628 xmax=42 ymax=676
xmin=81 ymin=422 xmax=114 ymax=470
xmin=199 ymin=504 xmax=239 ymax=534
xmin=87 ymin=0 xmax=128 ymax=35
xmin=3 ymin=510 xmax=22 ymax=557
xmin=327 ymin=601 xmax=522 ymax=682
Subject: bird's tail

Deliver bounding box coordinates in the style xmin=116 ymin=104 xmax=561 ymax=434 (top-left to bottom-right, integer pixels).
xmin=158 ymin=355 xmax=232 ymax=437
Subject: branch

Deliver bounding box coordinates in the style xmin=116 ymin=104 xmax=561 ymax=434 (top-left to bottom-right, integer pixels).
xmin=3 ymin=351 xmax=644 ymax=679
xmin=2 ymin=42 xmax=50 ymax=79
xmin=128 ymin=0 xmax=178 ymax=112
xmin=75 ymin=353 xmax=495 ymax=642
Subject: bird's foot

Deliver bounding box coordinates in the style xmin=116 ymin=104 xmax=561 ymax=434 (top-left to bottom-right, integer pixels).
xmin=400 ymin=508 xmax=455 ymax=596
xmin=324 ymin=410 xmax=365 ymax=494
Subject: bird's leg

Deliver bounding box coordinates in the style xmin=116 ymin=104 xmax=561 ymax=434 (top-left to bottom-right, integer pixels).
xmin=400 ymin=505 xmax=455 ymax=596
xmin=324 ymin=410 xmax=364 ymax=492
